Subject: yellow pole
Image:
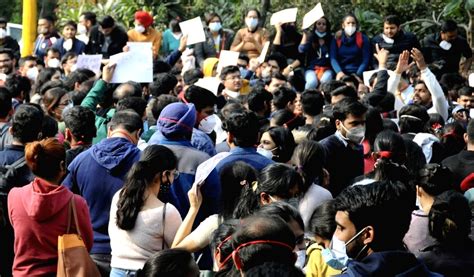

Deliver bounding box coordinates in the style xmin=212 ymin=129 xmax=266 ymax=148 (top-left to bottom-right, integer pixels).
xmin=21 ymin=0 xmax=37 ymax=57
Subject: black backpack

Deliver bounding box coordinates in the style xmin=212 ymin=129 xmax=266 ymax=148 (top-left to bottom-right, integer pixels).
xmin=0 ymin=157 xmax=27 ymax=227
xmin=0 ymin=123 xmax=11 ymax=151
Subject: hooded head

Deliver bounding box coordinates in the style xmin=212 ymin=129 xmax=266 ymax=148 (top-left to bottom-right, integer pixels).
xmin=203 ymin=58 xmax=219 ymax=77
xmin=135 ymin=11 xmax=154 ymax=29
xmin=158 ymin=102 xmax=196 ymax=140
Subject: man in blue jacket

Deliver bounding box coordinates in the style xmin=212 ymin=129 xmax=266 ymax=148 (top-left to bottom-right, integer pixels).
xmin=63 ymin=110 xmax=142 ymax=276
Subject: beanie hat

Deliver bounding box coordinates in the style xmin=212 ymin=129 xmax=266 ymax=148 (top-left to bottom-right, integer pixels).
xmin=158 ymin=103 xmax=196 ymax=138
xmin=135 ymin=11 xmax=153 ymax=28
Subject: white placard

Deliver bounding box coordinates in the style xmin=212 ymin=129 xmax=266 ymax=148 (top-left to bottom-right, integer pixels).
xmin=270 ymin=8 xmax=298 ymax=25
xmin=195 ymin=77 xmax=222 ymax=96
xmin=179 ymin=17 xmax=206 ymax=45
xmin=302 ymin=3 xmax=324 ymax=30
xmin=469 ymin=73 xmax=474 ymax=87
xmin=363 ymin=69 xmax=396 ymax=87
xmin=193 ymin=152 xmax=231 ymax=188
xmin=216 ymin=50 xmax=240 ymax=74
xmin=109 ymin=42 xmax=153 ymax=83
xmin=76 ymin=54 xmax=103 ymax=73
xmin=257 ymin=41 xmax=271 ymax=64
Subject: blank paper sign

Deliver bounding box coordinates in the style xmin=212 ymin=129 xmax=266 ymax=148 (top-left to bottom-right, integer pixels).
xmin=270 ymin=8 xmax=298 ymax=25
xmin=302 ymin=3 xmax=324 ymax=30
xmin=109 ymin=42 xmax=153 ymax=83
xmin=179 ymin=17 xmax=206 ymax=45
xmin=76 ymin=54 xmax=103 ymax=73
xmin=216 ymin=50 xmax=240 ymax=74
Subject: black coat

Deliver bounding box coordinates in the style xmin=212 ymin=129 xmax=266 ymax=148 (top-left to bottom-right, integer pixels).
xmin=85 ymin=25 xmax=128 ymax=58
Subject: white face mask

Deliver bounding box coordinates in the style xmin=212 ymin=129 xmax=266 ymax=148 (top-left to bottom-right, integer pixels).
xmin=340 ymin=123 xmax=365 ymax=144
xmin=344 ymin=26 xmax=356 ymax=36
xmin=198 ymin=114 xmax=217 ymax=134
xmin=245 ymin=18 xmax=259 ymax=30
xmin=70 ymin=64 xmax=77 ymax=72
xmin=295 ymin=250 xmax=306 ymax=269
xmin=77 ymin=24 xmax=87 ymax=35
xmin=323 ymin=235 xmax=350 ymax=269
xmin=257 ymin=147 xmax=274 ymax=159
xmin=225 ymin=89 xmax=240 ymax=99
xmin=208 ymin=22 xmax=222 ymax=33
xmin=0 ymin=28 xmax=6 ymax=39
xmin=47 ymin=58 xmax=61 ymax=68
xmin=382 ymin=34 xmax=394 ymax=44
xmin=63 ymin=39 xmax=73 ymax=51
xmin=26 ymin=67 xmax=39 ymax=81
xmin=439 ymin=40 xmax=452 ymax=50
xmin=135 ymin=25 xmax=146 ymax=34
xmin=315 ymin=31 xmax=326 ymax=38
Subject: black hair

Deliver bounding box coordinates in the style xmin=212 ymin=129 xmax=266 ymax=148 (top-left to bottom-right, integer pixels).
xmin=341 ymin=74 xmax=359 ymax=89
xmin=441 ymin=19 xmax=458 ymax=33
xmin=264 ymin=127 xmax=295 ymax=163
xmin=220 ymin=65 xmax=240 ymax=80
xmin=151 ymin=95 xmax=179 ymax=120
xmin=320 ymin=80 xmax=345 ymax=103
xmin=467 ymin=119 xmax=474 ymax=144
xmin=341 ymin=13 xmax=359 ymax=28
xmin=301 ymin=90 xmax=324 ymax=117
xmin=116 ymin=145 xmax=177 ymax=230
xmin=63 ymin=20 xmax=77 ymax=30
xmin=150 ymin=73 xmax=178 ymax=97
xmin=223 ymin=110 xmax=259 ymax=147
xmin=428 ymin=190 xmax=471 ymax=245
xmin=5 ymin=74 xmax=31 ymax=101
xmin=109 ymin=110 xmax=143 ymax=133
xmin=234 ymin=163 xmax=303 ymax=217
xmin=18 ymin=55 xmax=37 ymax=67
xmin=332 ymin=98 xmax=367 ymax=122
xmin=334 ymin=181 xmax=415 ymax=251
xmin=40 ymin=15 xmax=55 ymax=24
xmin=210 ymin=219 xmax=240 ymax=273
xmin=441 ymin=122 xmax=466 ymax=157
xmin=116 ymin=97 xmax=147 ymax=118
xmin=184 ymin=85 xmax=217 ymax=111
xmin=0 ymin=48 xmax=14 ymax=60
xmin=182 ymin=69 xmax=203 ymax=86
xmin=169 ymin=18 xmax=181 ymax=33
xmin=63 ymin=106 xmax=96 ymax=143
xmin=373 ymin=130 xmax=410 ymax=184
xmin=270 ymin=109 xmax=305 ymax=131
xmin=205 ymin=12 xmax=222 ymax=25
xmin=98 ymin=15 xmax=115 ymax=28
xmin=153 ymin=60 xmax=172 ymax=74
xmin=64 ymin=68 xmax=94 ymax=91
xmin=416 ymin=163 xmax=454 ymax=196
xmin=61 ymin=51 xmax=78 ymax=65
xmin=308 ymin=200 xmax=336 ymax=240
xmin=272 ymin=87 xmax=296 ymax=111
xmin=256 ymin=201 xmax=304 ymax=232
xmin=245 ymin=262 xmax=304 ymax=277
xmin=238 ymin=53 xmax=250 ymax=64
xmin=265 ymin=52 xmax=288 ymax=71
xmin=458 ymin=86 xmax=474 ymax=97
xmin=0 ymin=87 xmax=12 ymax=118
xmin=365 ymin=108 xmax=384 ymax=148
xmin=34 ymin=68 xmax=61 ymax=96
xmin=383 ymin=15 xmax=401 ymax=26
xmin=11 ymin=104 xmax=44 ymax=143
xmin=231 ymin=215 xmax=295 ymax=272
xmin=244 ymin=8 xmax=261 ymax=19
xmin=382 ymin=118 xmax=399 ymax=132
xmin=136 ymin=249 xmax=197 ymax=277
xmin=398 ymin=104 xmax=430 ymax=134
xmin=219 ymin=162 xmax=258 ymax=220
xmin=81 ymin=11 xmax=97 ymax=25
xmin=247 ymin=87 xmax=273 ymax=114
xmin=39 ymin=80 xmax=64 ymax=96
xmin=72 ymin=79 xmax=94 ymax=105
xmin=113 ymin=81 xmax=142 ymax=104
xmin=41 ymin=115 xmax=59 ymax=138
xmin=265 ymin=72 xmax=287 ymax=86
xmin=330 ymin=86 xmax=358 ymax=102
xmin=43 ymin=87 xmax=68 ymax=118
xmin=291 ymin=140 xmax=326 ymax=194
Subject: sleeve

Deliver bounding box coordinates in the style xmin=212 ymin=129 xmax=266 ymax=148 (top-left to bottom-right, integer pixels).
xmin=462 ymin=39 xmax=472 ymax=58
xmin=80 ymin=79 xmax=107 ymax=111
xmin=298 ymin=42 xmax=311 ymax=54
xmin=371 ymin=69 xmax=389 ymax=97
xmin=163 ymin=204 xmax=183 ymax=249
xmin=164 ymin=49 xmax=183 ymax=67
xmin=231 ymin=29 xmax=243 ymax=48
xmin=261 ymin=28 xmax=270 ymax=44
xmin=184 ymin=215 xmax=217 ymax=249
xmin=161 ymin=32 xmax=169 ymax=55
xmin=356 ymin=35 xmax=371 ymax=76
xmin=194 ymin=42 xmax=205 ymax=68
xmin=421 ymin=67 xmax=449 ymax=120
xmin=153 ymin=31 xmax=162 ymax=58
xmin=127 ymin=30 xmax=134 ymax=42
xmin=52 ymin=39 xmax=63 ymax=57
xmin=330 ymin=39 xmax=342 ymax=74
xmin=76 ymin=196 xmax=94 ymax=251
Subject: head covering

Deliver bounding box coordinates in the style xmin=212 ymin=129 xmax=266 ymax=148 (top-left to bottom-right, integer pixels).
xmin=203 ymin=58 xmax=219 ymax=77
xmin=158 ymin=103 xmax=196 ymax=138
xmin=135 ymin=11 xmax=153 ymax=28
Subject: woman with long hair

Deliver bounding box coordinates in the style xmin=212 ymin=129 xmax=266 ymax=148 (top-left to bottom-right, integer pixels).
xmin=108 ymin=145 xmax=182 ymax=276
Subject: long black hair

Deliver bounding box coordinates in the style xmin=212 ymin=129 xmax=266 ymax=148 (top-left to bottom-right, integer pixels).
xmin=116 ymin=145 xmax=177 ymax=230
xmin=372 ymin=130 xmax=410 ymax=184
xmin=291 ymin=140 xmax=326 ymax=194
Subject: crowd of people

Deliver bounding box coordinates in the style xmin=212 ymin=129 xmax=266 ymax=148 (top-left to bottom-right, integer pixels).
xmin=0 ymin=5 xmax=473 ymax=277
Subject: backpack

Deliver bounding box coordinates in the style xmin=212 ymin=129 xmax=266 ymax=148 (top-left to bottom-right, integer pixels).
xmin=0 ymin=156 xmax=27 ymax=227
xmin=0 ymin=123 xmax=11 ymax=151
xmin=336 ymin=31 xmax=363 ymax=49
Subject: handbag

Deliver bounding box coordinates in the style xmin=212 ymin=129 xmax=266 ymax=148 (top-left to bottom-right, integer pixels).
xmin=57 ymin=196 xmax=100 ymax=277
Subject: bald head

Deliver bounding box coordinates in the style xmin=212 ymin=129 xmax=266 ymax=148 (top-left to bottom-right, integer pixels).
xmin=113 ymin=81 xmax=142 ymax=104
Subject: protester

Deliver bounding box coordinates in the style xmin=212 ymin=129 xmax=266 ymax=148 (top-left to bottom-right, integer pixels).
xmin=33 ymin=15 xmax=60 ymax=60
xmin=128 ymin=11 xmax=162 ymax=59
xmin=258 ymin=126 xmax=295 ymax=163
xmin=231 ymin=8 xmax=270 ymax=59
xmin=136 ymin=249 xmax=200 ymax=277
xmin=86 ymin=15 xmax=128 ymax=58
xmin=161 ymin=18 xmax=182 ymax=56
xmin=52 ymin=20 xmax=86 ymax=57
xmin=0 ymin=17 xmax=20 ymax=60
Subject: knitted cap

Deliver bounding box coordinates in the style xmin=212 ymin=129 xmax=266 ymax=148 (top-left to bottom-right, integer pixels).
xmin=158 ymin=103 xmax=196 ymax=138
xmin=135 ymin=11 xmax=153 ymax=28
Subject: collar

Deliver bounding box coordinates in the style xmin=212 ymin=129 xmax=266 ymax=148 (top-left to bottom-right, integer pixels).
xmin=230 ymin=146 xmax=257 ymax=154
xmin=109 ymin=130 xmax=137 ymax=144
xmin=159 ymin=135 xmax=193 ymax=147
xmin=335 ymin=130 xmax=349 ymax=147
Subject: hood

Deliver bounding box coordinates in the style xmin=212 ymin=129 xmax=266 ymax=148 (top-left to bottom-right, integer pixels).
xmin=345 ymin=251 xmax=439 ymax=277
xmin=413 ymin=133 xmax=439 ymax=163
xmin=21 ymin=178 xmax=72 ymax=222
xmin=203 ymin=58 xmax=219 ymax=77
xmin=91 ymin=137 xmax=139 ymax=174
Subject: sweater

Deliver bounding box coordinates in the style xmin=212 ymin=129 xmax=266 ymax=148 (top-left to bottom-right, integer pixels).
xmin=330 ymin=31 xmax=370 ymax=76
xmin=231 ymin=28 xmax=270 ymax=59
xmin=63 ymin=137 xmax=141 ymax=254
xmin=8 ymin=178 xmax=93 ymax=276
xmin=127 ymin=28 xmax=162 ymax=58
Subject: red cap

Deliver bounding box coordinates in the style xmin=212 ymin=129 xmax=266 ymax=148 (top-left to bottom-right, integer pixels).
xmin=135 ymin=11 xmax=153 ymax=28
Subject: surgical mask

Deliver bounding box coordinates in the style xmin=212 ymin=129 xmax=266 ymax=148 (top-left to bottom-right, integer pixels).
xmin=70 ymin=64 xmax=77 ymax=72
xmin=382 ymin=34 xmax=394 ymax=44
xmin=63 ymin=39 xmax=73 ymax=51
xmin=315 ymin=31 xmax=326 ymax=38
xmin=344 ymin=26 xmax=356 ymax=36
xmin=239 ymin=67 xmax=248 ymax=77
xmin=26 ymin=67 xmax=39 ymax=81
xmin=439 ymin=40 xmax=452 ymax=50
xmin=245 ymin=18 xmax=259 ymax=30
xmin=257 ymin=147 xmax=275 ymax=159
xmin=135 ymin=25 xmax=146 ymax=34
xmin=261 ymin=69 xmax=271 ymax=79
xmin=225 ymin=89 xmax=240 ymax=99
xmin=331 ymin=227 xmax=369 ymax=262
xmin=340 ymin=123 xmax=365 ymax=144
xmin=198 ymin=114 xmax=217 ymax=134
xmin=322 ymin=236 xmax=349 ymax=270
xmin=209 ymin=22 xmax=222 ymax=33
xmin=47 ymin=58 xmax=60 ymax=68
xmin=77 ymin=24 xmax=87 ymax=35
xmin=295 ymin=250 xmax=306 ymax=269
xmin=0 ymin=28 xmax=6 ymax=39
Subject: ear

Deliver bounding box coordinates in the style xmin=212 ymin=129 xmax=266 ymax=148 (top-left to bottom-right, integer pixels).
xmin=8 ymin=126 xmax=13 ymax=135
xmin=464 ymin=133 xmax=469 ymax=144
xmin=416 ymin=185 xmax=423 ymax=198
xmin=363 ymin=226 xmax=374 ymax=245
xmin=64 ymin=128 xmax=72 ymax=142
xmin=107 ymin=127 xmax=112 ymax=138
xmin=260 ymin=192 xmax=271 ymax=205
xmin=335 ymin=119 xmax=342 ymax=129
xmin=74 ymin=81 xmax=81 ymax=91
xmin=226 ymin=132 xmax=234 ymax=146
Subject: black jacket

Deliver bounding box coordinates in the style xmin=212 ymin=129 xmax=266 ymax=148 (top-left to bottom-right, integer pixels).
xmin=371 ymin=30 xmax=420 ymax=66
xmin=86 ymin=25 xmax=128 ymax=58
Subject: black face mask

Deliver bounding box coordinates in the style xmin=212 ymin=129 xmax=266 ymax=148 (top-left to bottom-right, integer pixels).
xmin=158 ymin=174 xmax=171 ymax=203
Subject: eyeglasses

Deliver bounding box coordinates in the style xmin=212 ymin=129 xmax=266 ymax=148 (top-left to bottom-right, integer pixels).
xmin=225 ymin=75 xmax=241 ymax=81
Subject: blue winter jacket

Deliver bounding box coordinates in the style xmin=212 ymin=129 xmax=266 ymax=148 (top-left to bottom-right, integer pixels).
xmin=330 ymin=32 xmax=370 ymax=76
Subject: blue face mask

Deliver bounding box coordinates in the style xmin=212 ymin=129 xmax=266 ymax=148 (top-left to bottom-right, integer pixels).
xmin=315 ymin=31 xmax=326 ymax=38
xmin=322 ymin=235 xmax=349 ymax=270
xmin=239 ymin=67 xmax=248 ymax=78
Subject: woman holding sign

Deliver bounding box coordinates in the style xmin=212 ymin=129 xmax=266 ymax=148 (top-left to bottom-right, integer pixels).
xmin=231 ymin=8 xmax=270 ymax=59
xmin=299 ymin=16 xmax=333 ymax=89
xmin=329 ymin=13 xmax=371 ymax=80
